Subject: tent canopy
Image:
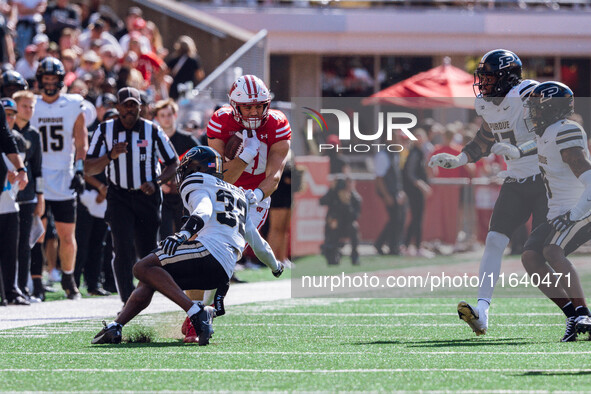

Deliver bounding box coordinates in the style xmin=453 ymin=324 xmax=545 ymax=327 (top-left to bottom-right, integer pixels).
xmin=363 ymin=60 xmax=475 ymax=109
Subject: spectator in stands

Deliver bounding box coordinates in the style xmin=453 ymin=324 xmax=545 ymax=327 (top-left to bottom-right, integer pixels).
xmin=402 ymin=128 xmax=433 ymax=258
xmin=119 ymin=16 xmax=150 ymax=54
xmin=166 ymin=35 xmax=204 ymax=100
xmin=61 ymin=48 xmax=78 ymax=87
xmin=15 ymin=45 xmax=39 ymax=82
xmin=32 ymin=33 xmax=49 ymax=60
xmin=114 ymin=6 xmax=142 ymax=40
xmin=145 ymin=20 xmax=167 ymax=60
xmin=118 ymin=51 xmax=144 ymax=90
xmin=58 ymin=28 xmax=81 ymax=54
xmin=78 ymin=19 xmax=122 ymax=59
xmin=0 ymin=2 xmax=15 ymax=66
xmin=128 ymin=32 xmax=166 ymax=89
xmin=14 ymin=0 xmax=46 ymax=57
xmin=99 ymin=45 xmax=119 ymax=79
xmin=43 ymin=0 xmax=80 ymax=43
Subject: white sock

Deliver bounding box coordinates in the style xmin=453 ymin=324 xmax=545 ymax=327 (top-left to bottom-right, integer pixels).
xmin=477 ymin=299 xmax=490 ymax=314
xmin=187 ymin=302 xmax=202 ymax=318
xmin=107 ymin=321 xmax=122 ymax=328
xmin=62 ymin=269 xmax=74 ymax=275
xmin=477 ymin=231 xmax=510 ymax=301
xmin=202 ymin=290 xmax=215 ymax=306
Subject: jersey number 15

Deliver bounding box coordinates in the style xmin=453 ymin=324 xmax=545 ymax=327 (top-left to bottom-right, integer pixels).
xmin=39 ymin=125 xmax=64 ymax=152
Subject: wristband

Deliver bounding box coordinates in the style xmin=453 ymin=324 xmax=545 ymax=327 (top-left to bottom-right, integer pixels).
xmin=16 ymin=167 xmax=26 ymax=173
xmin=35 ymin=177 xmax=44 ymax=194
xmin=254 ymin=188 xmax=264 ymax=202
xmin=107 ymin=150 xmax=114 ymax=161
xmin=75 ymin=159 xmax=84 ymax=173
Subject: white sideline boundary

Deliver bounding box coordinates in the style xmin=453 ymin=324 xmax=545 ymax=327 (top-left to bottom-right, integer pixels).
xmin=0 ymin=279 xmax=291 ymax=331
xmin=2 ymin=368 xmax=591 ymax=373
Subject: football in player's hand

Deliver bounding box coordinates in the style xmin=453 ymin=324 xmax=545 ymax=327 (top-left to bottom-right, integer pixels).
xmin=224 ymin=133 xmax=244 ymax=162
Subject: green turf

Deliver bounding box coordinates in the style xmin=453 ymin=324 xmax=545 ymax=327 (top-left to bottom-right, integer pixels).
xmin=2 ymin=297 xmax=591 ymax=391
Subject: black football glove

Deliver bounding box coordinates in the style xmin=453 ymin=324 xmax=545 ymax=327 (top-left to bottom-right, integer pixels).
xmin=272 ymin=261 xmax=284 ymax=278
xmin=161 ymin=232 xmax=188 ymax=255
xmin=69 ymin=171 xmax=85 ymax=194
xmin=549 ymin=211 xmax=575 ymax=233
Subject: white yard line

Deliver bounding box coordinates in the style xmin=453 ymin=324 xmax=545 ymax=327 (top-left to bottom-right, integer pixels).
xmin=1 ymin=368 xmax=590 ymax=373
xmin=0 ymin=279 xmax=291 ymax=330
xmin=4 ymin=350 xmax=591 ymax=356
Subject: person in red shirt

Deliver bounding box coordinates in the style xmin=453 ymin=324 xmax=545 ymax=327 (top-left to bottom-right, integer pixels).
xmin=180 ymin=75 xmax=291 ymax=342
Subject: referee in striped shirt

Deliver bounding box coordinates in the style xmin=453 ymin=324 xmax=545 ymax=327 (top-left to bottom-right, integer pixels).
xmin=85 ymin=87 xmax=179 ymax=303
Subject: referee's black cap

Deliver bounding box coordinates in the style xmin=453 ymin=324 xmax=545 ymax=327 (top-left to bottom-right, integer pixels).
xmin=117 ymin=87 xmax=141 ymax=105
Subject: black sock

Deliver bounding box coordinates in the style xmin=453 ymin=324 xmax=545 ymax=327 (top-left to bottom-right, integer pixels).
xmin=30 ymin=243 xmax=44 ymax=276
xmin=575 ymin=306 xmax=590 ymax=317
xmin=562 ymin=302 xmax=576 ymax=318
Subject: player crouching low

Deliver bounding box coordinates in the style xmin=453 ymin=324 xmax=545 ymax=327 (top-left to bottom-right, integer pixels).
xmin=92 ymin=146 xmax=283 ymax=346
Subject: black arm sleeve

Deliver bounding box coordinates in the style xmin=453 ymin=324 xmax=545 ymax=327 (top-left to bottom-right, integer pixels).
xmin=30 ymin=129 xmax=42 ymax=180
xmin=0 ymin=105 xmax=18 ymax=155
xmin=462 ymin=125 xmax=495 ymax=162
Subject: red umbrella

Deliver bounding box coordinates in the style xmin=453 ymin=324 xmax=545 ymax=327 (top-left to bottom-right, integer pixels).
xmin=363 ymin=59 xmax=475 ymax=109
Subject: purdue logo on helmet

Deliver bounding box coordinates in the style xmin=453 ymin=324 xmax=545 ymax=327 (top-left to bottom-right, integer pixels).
xmin=176 ymin=146 xmax=224 ymax=185
xmin=474 ymin=49 xmax=522 ymax=100
xmin=525 ymin=81 xmax=574 ymax=136
xmin=35 ymin=57 xmax=66 ymax=96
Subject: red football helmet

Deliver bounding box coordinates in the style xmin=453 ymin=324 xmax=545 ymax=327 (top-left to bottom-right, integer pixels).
xmin=228 ymin=75 xmax=271 ymax=130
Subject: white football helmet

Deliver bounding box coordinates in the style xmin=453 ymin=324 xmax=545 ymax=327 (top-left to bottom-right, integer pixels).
xmin=228 ymin=75 xmax=271 ymax=130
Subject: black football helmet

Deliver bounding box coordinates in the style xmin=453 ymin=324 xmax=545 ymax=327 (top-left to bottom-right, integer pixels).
xmin=35 ymin=57 xmax=65 ymax=96
xmin=474 ymin=49 xmax=522 ymax=100
xmin=0 ymin=70 xmax=28 ymax=98
xmin=176 ymin=146 xmax=224 ymax=185
xmin=525 ymin=81 xmax=574 ymax=136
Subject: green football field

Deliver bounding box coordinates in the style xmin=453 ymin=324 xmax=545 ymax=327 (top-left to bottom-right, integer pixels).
xmin=3 ymin=254 xmax=591 ymax=391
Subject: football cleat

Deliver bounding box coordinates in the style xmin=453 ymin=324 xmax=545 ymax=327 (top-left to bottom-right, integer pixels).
xmin=181 ymin=316 xmax=190 ymax=336
xmin=561 ymin=316 xmax=577 ymax=342
xmin=183 ymin=322 xmax=199 ymax=344
xmin=575 ymin=315 xmax=591 ymax=335
xmin=189 ymin=305 xmax=215 ymax=346
xmin=61 ymin=273 xmax=81 ymax=300
xmin=91 ymin=321 xmax=122 ymax=344
xmin=457 ymin=301 xmax=487 ymax=336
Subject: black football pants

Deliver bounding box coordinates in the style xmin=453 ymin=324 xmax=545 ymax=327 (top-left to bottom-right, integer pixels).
xmin=106 ymin=187 xmax=161 ymax=304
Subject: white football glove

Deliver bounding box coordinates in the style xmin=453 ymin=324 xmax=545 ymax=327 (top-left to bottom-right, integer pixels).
xmin=491 ymin=142 xmax=520 ymax=160
xmin=242 ymin=187 xmax=264 ymax=206
xmin=428 ymin=152 xmax=468 ymax=169
xmin=238 ymin=130 xmax=260 ymax=164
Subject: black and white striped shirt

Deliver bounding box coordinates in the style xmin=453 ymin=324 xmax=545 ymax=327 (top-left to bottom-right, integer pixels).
xmin=87 ymin=118 xmax=178 ymax=190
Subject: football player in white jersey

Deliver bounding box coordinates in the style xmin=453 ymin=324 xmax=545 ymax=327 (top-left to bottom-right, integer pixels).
xmin=429 ymin=49 xmax=547 ymax=335
xmin=31 ymin=57 xmax=88 ymax=299
xmin=92 ymin=146 xmax=283 ymax=346
xmin=492 ymin=82 xmax=591 ymax=341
